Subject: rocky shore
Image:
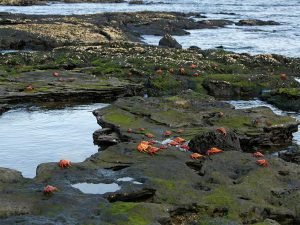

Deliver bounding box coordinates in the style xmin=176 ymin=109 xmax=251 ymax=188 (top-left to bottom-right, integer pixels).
xmin=0 ymin=9 xmax=299 ymax=225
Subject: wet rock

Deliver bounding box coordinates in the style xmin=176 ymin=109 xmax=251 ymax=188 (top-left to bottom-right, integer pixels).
xmin=188 ymin=130 xmax=242 ymax=154
xmin=0 ymin=168 xmax=24 ymax=183
xmin=261 ymin=88 xmax=300 ymax=112
xmin=236 ymin=19 xmax=280 ymax=26
xmin=278 ymin=149 xmax=300 ymax=165
xmin=159 ymin=34 xmax=182 ymax=49
xmin=93 ymin=128 xmax=121 ymax=148
xmin=128 ymin=0 xmax=144 ymax=4
xmin=105 ymin=188 xmax=156 ymax=202
xmin=0 ymin=104 xmax=9 ymax=115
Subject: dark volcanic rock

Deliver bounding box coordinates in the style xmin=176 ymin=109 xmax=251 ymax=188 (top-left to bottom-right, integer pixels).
xmin=93 ymin=128 xmax=121 ymax=148
xmin=159 ymin=34 xmax=182 ymax=49
xmin=236 ymin=19 xmax=280 ymax=26
xmin=189 ymin=130 xmax=242 ymax=154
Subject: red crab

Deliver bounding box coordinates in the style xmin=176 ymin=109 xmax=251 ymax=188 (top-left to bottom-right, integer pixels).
xmin=190 ymin=153 xmax=203 ymax=159
xmin=192 ymin=73 xmax=200 ymax=77
xmin=43 ymin=185 xmax=58 ymax=195
xmin=253 ymin=151 xmax=264 ymax=158
xmin=25 ymin=84 xmax=34 ymax=91
xmin=175 ymin=129 xmax=184 ymax=133
xmin=180 ymin=144 xmax=190 ymax=151
xmin=207 ymin=147 xmax=223 ymax=155
xmin=173 ymin=137 xmax=185 ymax=144
xmin=190 ymin=64 xmax=197 ymax=69
xmin=59 ymin=159 xmax=71 ymax=168
xmin=216 ymin=127 xmax=227 ymax=136
xmin=52 ymin=72 xmax=60 ymax=77
xmin=127 ymin=128 xmax=133 ymax=133
xmin=148 ymin=146 xmax=160 ymax=156
xmin=163 ymin=130 xmax=172 ymax=136
xmin=156 ymin=69 xmax=163 ymax=75
xmin=159 ymin=145 xmax=168 ymax=150
xmin=137 ymin=141 xmax=150 ymax=153
xmin=169 ymin=140 xmax=179 ymax=146
xmin=179 ymin=67 xmax=186 ymax=75
xmin=145 ymin=133 xmax=155 ymax=138
xmin=256 ymin=159 xmax=268 ymax=167
xmin=280 ymin=73 xmax=287 ymax=81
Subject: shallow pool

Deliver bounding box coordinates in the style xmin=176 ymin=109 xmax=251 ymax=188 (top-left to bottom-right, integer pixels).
xmin=0 ymin=103 xmax=108 ymax=178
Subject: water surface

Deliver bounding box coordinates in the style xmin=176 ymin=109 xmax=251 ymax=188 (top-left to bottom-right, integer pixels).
xmin=0 ymin=103 xmax=108 ymax=178
xmin=1 ymin=0 xmax=299 ymax=56
xmin=72 ymin=182 xmax=121 ymax=194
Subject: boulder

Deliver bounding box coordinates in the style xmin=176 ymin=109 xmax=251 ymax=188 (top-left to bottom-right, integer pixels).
xmin=0 ymin=168 xmax=24 ymax=183
xmin=159 ymin=34 xmax=182 ymax=49
xmin=188 ymin=130 xmax=242 ymax=154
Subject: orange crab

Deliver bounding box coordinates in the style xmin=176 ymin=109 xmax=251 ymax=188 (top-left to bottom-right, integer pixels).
xmin=145 ymin=133 xmax=155 ymax=138
xmin=148 ymin=146 xmax=160 ymax=156
xmin=253 ymin=151 xmax=264 ymax=158
xmin=59 ymin=159 xmax=71 ymax=168
xmin=190 ymin=64 xmax=197 ymax=69
xmin=137 ymin=141 xmax=150 ymax=152
xmin=207 ymin=147 xmax=223 ymax=155
xmin=43 ymin=185 xmax=58 ymax=195
xmin=216 ymin=127 xmax=227 ymax=136
xmin=256 ymin=159 xmax=268 ymax=167
xmin=190 ymin=153 xmax=203 ymax=159
xmin=163 ymin=130 xmax=172 ymax=136
xmin=173 ymin=137 xmax=185 ymax=144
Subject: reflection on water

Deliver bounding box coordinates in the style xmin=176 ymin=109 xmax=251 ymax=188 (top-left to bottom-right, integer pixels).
xmin=72 ymin=182 xmax=121 ymax=194
xmin=0 ymin=103 xmax=108 ymax=178
xmin=227 ymin=99 xmax=300 ymax=145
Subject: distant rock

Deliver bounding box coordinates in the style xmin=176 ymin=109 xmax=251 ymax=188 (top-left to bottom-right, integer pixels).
xmin=236 ymin=19 xmax=280 ymax=26
xmin=159 ymin=34 xmax=182 ymax=49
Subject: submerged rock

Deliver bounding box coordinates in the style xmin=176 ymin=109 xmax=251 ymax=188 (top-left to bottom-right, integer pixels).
xmin=158 ymin=34 xmax=182 ymax=49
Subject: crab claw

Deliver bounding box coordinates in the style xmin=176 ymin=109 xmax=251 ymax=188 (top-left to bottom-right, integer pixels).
xmin=256 ymin=159 xmax=268 ymax=167
xmin=253 ymin=151 xmax=264 ymax=158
